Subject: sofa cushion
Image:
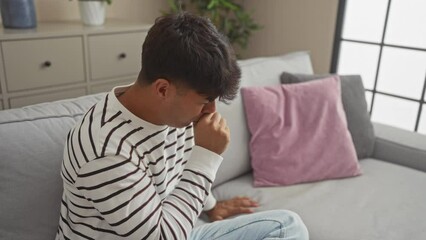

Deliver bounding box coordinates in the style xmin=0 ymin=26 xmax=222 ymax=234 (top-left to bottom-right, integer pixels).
xmin=211 ymin=159 xmax=426 ymax=240
xmin=0 ymin=93 xmax=105 ymax=240
xmin=241 ymin=77 xmax=361 ymax=186
xmin=280 ymin=73 xmax=375 ymax=159
xmin=214 ymin=51 xmax=314 ymax=187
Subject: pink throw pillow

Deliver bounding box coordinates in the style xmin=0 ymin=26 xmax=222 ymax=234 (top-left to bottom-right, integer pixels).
xmin=241 ymin=76 xmax=361 ymax=187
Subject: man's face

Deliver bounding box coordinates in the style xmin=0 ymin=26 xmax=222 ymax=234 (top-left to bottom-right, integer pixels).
xmin=166 ymin=86 xmax=216 ymax=128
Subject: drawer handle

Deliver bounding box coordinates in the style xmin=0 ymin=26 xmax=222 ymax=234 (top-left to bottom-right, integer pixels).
xmin=43 ymin=61 xmax=52 ymax=68
xmin=118 ymin=53 xmax=127 ymax=59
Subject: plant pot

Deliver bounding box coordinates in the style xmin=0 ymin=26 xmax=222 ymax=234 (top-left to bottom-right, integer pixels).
xmin=0 ymin=0 xmax=37 ymax=29
xmin=78 ymin=1 xmax=106 ymax=26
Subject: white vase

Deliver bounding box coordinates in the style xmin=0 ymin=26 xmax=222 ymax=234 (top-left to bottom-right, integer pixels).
xmin=78 ymin=1 xmax=106 ymax=26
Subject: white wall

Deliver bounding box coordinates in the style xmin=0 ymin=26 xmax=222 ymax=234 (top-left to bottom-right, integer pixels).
xmin=242 ymin=0 xmax=339 ymax=73
xmin=33 ymin=0 xmax=167 ymax=23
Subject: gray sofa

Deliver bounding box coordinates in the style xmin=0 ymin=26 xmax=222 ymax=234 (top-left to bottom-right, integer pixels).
xmin=1 ymin=52 xmax=426 ymax=240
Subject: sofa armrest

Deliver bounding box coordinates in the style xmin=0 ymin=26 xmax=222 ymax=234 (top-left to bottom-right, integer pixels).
xmin=372 ymin=122 xmax=426 ymax=172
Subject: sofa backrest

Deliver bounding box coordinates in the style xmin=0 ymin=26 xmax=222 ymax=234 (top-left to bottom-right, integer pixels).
xmin=0 ymin=52 xmax=313 ymax=240
xmin=0 ymin=94 xmax=105 ymax=240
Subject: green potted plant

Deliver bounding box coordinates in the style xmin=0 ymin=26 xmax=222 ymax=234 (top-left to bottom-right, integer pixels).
xmin=166 ymin=0 xmax=260 ymax=51
xmin=76 ymin=0 xmax=112 ymax=26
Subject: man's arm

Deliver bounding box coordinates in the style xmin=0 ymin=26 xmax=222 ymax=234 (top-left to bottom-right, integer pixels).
xmin=197 ymin=112 xmax=260 ymax=222
xmin=74 ymin=112 xmax=228 ymax=239
xmin=203 ymin=191 xmax=217 ymax=211
xmin=75 ymin=145 xmax=222 ymax=239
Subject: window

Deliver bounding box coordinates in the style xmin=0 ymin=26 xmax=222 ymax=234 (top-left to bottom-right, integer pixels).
xmin=331 ymin=0 xmax=426 ymax=134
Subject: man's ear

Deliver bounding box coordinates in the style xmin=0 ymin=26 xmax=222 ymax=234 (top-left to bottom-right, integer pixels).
xmin=152 ymin=79 xmax=172 ymax=99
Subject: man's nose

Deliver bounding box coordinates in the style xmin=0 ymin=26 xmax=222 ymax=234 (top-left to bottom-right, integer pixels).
xmin=202 ymin=101 xmax=216 ymax=114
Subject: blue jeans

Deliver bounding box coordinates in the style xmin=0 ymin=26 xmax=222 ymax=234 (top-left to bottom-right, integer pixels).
xmin=189 ymin=210 xmax=309 ymax=240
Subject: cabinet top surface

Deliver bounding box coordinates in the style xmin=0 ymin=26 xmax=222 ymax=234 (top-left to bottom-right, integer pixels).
xmin=0 ymin=19 xmax=152 ymax=40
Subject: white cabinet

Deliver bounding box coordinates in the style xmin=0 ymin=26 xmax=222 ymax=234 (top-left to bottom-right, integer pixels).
xmin=90 ymin=78 xmax=135 ymax=94
xmin=9 ymin=88 xmax=87 ymax=109
xmin=89 ymin=32 xmax=147 ymax=80
xmin=0 ymin=20 xmax=151 ymax=109
xmin=2 ymin=37 xmax=85 ymax=92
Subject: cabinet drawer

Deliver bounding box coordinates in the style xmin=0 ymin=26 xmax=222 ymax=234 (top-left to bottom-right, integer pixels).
xmin=2 ymin=37 xmax=85 ymax=92
xmin=89 ymin=31 xmax=146 ymax=80
xmin=9 ymin=88 xmax=86 ymax=109
xmin=90 ymin=78 xmax=135 ymax=94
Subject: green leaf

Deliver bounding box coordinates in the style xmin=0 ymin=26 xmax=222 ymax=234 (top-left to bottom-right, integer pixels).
xmin=207 ymin=0 xmax=218 ymax=10
xmin=219 ymin=0 xmax=239 ymax=11
xmin=167 ymin=0 xmax=179 ymax=12
xmin=162 ymin=0 xmax=261 ymax=51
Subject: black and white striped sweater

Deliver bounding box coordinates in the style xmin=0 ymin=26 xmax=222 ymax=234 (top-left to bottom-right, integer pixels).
xmin=56 ymin=85 xmax=222 ymax=240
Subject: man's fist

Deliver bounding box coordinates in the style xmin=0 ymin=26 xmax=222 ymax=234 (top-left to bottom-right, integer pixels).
xmin=194 ymin=112 xmax=230 ymax=155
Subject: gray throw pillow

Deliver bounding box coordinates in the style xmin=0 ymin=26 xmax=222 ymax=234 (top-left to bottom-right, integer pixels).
xmin=280 ymin=72 xmax=375 ymax=159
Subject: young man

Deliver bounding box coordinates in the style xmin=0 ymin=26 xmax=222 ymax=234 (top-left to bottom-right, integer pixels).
xmin=56 ymin=12 xmax=308 ymax=240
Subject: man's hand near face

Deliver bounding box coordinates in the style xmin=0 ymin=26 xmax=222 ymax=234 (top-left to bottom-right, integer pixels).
xmin=194 ymin=112 xmax=230 ymax=155
xmin=205 ymin=196 xmax=260 ymax=221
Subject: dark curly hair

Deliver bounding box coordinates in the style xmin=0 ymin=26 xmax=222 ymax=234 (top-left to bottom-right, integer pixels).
xmin=138 ymin=12 xmax=241 ymax=103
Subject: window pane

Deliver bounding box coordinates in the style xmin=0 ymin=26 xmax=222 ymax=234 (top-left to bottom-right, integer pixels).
xmin=342 ymin=0 xmax=388 ymax=43
xmin=371 ymin=94 xmax=419 ymax=131
xmin=376 ymin=47 xmax=426 ymax=99
xmin=385 ymin=0 xmax=426 ymax=48
xmin=419 ymin=105 xmax=426 ymax=135
xmin=365 ymin=91 xmax=373 ymax=112
xmin=337 ymin=41 xmax=380 ymax=90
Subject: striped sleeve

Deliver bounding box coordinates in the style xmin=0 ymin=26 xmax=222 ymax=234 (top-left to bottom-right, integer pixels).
xmin=74 ymin=146 xmax=222 ymax=239
xmin=203 ymin=192 xmax=217 ymax=211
